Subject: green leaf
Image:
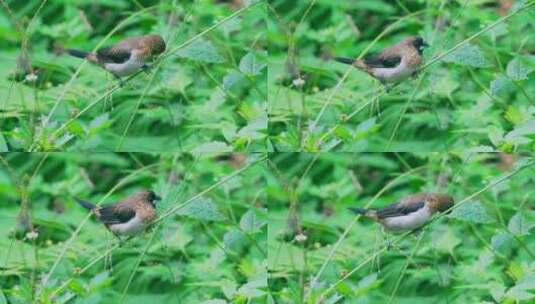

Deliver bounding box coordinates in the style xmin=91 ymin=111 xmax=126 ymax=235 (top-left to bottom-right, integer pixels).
xmin=491 ymin=232 xmax=513 ymax=252
xmin=237 ymin=115 xmax=267 ymax=141
xmin=506 ymin=273 xmax=535 ymax=301
xmin=505 ymin=119 xmax=535 ymax=142
xmin=200 ymin=300 xmax=227 ymax=304
xmin=0 ymin=133 xmax=8 ymax=152
xmin=508 ymin=211 xmax=535 ymax=236
xmin=89 ymin=271 xmax=111 ymax=291
xmin=449 ymin=201 xmax=495 ymax=223
xmin=442 ymin=43 xmax=490 ymax=67
xmin=506 ymin=56 xmax=535 ymax=80
xmin=89 ymin=113 xmax=110 ymax=134
xmin=221 ymin=122 xmax=238 ymax=142
xmin=354 ymin=117 xmax=377 ymax=140
xmin=0 ymin=289 xmax=6 ymax=304
xmin=239 ymin=51 xmax=267 ymax=76
xmin=223 ymin=70 xmax=245 ymax=89
xmin=504 ymin=106 xmax=525 ymax=125
xmin=431 ymin=73 xmax=459 ymax=97
xmin=221 ymin=279 xmax=238 ymax=299
xmin=490 ymin=76 xmax=514 ymax=95
xmin=432 ymin=227 xmax=461 ymax=254
xmin=176 ymin=197 xmax=226 ymax=221
xmin=354 ymin=273 xmax=380 ymax=296
xmin=159 ymin=183 xmax=183 ymax=211
xmin=67 ymin=278 xmax=87 ymax=294
xmin=176 ymin=38 xmax=226 ymax=63
xmin=489 ymin=282 xmax=506 ymax=302
xmin=191 ymin=141 xmax=233 ymax=155
xmin=237 ymin=276 xmax=267 ymax=298
xmin=223 ymin=228 xmax=247 ymax=250
xmin=240 ymin=209 xmax=267 ymax=233
xmin=163 ymin=223 xmax=192 ymax=252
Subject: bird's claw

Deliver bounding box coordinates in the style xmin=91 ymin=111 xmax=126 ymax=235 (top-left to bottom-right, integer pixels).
xmin=111 ymin=74 xmax=125 ymax=87
xmin=141 ymin=64 xmax=152 ymax=74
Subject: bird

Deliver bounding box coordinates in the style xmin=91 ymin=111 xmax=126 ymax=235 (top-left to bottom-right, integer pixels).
xmin=65 ymin=34 xmax=166 ymax=86
xmin=350 ymin=192 xmax=454 ymax=232
xmin=334 ymin=36 xmax=429 ymax=87
xmin=75 ymin=190 xmax=161 ymax=237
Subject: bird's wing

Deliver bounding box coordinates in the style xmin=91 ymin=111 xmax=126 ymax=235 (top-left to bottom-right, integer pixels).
xmin=363 ymin=52 xmax=402 ymax=68
xmin=97 ymin=36 xmax=150 ymax=64
xmin=96 ymin=204 xmax=136 ymax=225
xmin=375 ymin=201 xmax=426 ymax=219
xmin=96 ymin=46 xmax=132 ymax=64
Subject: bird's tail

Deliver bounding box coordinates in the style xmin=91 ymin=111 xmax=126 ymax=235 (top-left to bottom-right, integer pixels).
xmin=349 ymin=207 xmax=376 ymax=218
xmin=66 ymin=49 xmax=91 ymax=59
xmin=334 ymin=57 xmax=370 ymax=71
xmin=75 ymin=198 xmax=96 ymax=210
xmin=334 ymin=57 xmax=356 ymax=65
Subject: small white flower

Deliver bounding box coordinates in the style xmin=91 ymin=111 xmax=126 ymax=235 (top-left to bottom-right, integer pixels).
xmin=292 ymin=78 xmax=305 ymax=87
xmin=25 ymin=73 xmax=38 ymax=82
xmin=295 ymin=233 xmax=307 ymax=243
xmin=25 ymin=230 xmax=39 ymax=240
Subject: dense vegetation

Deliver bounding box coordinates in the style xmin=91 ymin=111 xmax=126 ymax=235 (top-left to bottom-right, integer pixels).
xmin=268 ymin=0 xmax=535 ymax=152
xmin=268 ymin=152 xmax=535 ymax=303
xmin=1 ymin=0 xmax=266 ymax=152
xmin=0 ymin=153 xmax=267 ymax=303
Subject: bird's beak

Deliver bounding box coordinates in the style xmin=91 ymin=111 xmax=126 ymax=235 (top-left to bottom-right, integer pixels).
xmin=154 ymin=195 xmax=162 ymax=201
xmin=422 ymin=41 xmax=429 ymax=48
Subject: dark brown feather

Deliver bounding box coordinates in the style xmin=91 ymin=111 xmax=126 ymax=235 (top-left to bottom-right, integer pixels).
xmin=363 ymin=53 xmax=401 ymax=68
xmin=96 ymin=47 xmax=132 ymax=64
xmin=375 ymin=201 xmax=425 ymax=219
xmin=95 ymin=204 xmax=136 ymax=225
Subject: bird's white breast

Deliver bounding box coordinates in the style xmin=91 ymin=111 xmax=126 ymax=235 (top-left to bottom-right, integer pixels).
xmin=109 ymin=215 xmax=147 ymax=235
xmin=104 ymin=53 xmax=143 ymax=77
xmin=382 ymin=204 xmax=431 ymax=232
xmin=372 ymin=59 xmax=415 ymax=82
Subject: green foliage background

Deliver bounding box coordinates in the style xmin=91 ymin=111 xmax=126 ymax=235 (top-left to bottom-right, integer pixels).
xmin=267 ymin=153 xmax=535 ymax=303
xmin=0 ymin=0 xmax=266 ymax=152
xmin=0 ymin=152 xmax=267 ymax=303
xmin=268 ymin=0 xmax=535 ymax=152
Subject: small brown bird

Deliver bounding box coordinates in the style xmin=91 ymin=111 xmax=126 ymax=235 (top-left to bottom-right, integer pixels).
xmin=350 ymin=192 xmax=453 ymax=232
xmin=66 ymin=34 xmax=166 ymax=85
xmin=76 ymin=190 xmax=161 ymax=237
xmin=334 ymin=36 xmax=429 ymax=86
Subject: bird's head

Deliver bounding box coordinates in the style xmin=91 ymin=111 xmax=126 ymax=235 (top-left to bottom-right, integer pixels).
xmin=144 ymin=34 xmax=166 ymax=56
xmin=137 ymin=190 xmax=162 ymax=206
xmin=428 ymin=193 xmax=454 ymax=213
xmin=406 ymin=36 xmax=429 ymax=55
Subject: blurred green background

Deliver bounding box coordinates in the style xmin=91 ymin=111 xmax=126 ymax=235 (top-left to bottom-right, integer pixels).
xmin=267 ymin=0 xmax=535 ymax=152
xmin=0 ymin=152 xmax=267 ymax=303
xmin=267 ymin=152 xmax=535 ymax=303
xmin=0 ymin=0 xmax=266 ymax=152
